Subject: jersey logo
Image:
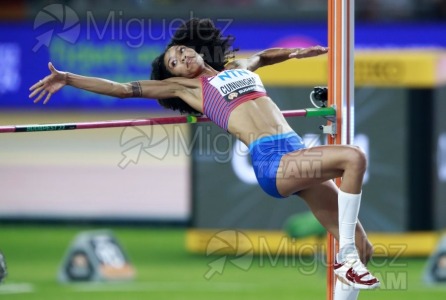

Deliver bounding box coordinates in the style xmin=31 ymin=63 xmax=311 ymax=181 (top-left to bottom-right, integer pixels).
xmin=208 ymin=69 xmax=266 ymax=102
xmin=228 ymin=92 xmax=239 ymax=100
xmin=217 ymin=69 xmax=251 ymax=81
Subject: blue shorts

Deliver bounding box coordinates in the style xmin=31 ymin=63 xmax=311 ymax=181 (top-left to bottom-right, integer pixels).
xmin=249 ymin=132 xmax=306 ymax=198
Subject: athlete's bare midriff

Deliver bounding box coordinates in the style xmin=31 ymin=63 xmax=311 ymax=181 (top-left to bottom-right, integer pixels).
xmin=227 ymin=96 xmax=294 ymax=146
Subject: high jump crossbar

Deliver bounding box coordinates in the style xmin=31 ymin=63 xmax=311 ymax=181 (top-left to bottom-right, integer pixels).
xmin=0 ymin=107 xmax=335 ymax=133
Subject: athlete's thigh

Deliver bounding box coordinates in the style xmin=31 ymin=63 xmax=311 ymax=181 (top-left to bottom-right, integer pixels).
xmin=276 ymin=145 xmax=350 ymax=196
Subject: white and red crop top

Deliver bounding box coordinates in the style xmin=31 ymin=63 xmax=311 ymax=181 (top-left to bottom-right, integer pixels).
xmin=201 ymin=69 xmax=267 ymax=130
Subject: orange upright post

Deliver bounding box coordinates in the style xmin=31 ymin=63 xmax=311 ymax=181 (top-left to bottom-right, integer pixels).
xmin=327 ymin=0 xmax=355 ymax=299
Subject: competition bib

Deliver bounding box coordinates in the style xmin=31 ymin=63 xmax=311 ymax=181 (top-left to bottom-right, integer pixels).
xmin=207 ymin=69 xmax=266 ymax=102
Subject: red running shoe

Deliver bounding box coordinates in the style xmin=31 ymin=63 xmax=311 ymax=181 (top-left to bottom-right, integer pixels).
xmin=334 ymin=253 xmax=380 ymax=290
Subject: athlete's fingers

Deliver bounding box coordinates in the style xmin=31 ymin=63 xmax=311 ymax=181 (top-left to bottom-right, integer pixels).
xmin=319 ymin=46 xmax=329 ymax=52
xmin=48 ymin=62 xmax=56 ymax=72
xmin=29 ymin=85 xmax=44 ymax=98
xmin=43 ymin=92 xmax=52 ymax=104
xmin=30 ymin=80 xmax=44 ymax=91
xmin=33 ymin=89 xmax=47 ymax=103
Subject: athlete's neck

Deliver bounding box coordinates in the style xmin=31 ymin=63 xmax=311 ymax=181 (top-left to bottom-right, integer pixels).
xmin=195 ymin=64 xmax=219 ymax=78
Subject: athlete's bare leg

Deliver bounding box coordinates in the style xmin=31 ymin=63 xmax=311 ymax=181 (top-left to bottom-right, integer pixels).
xmin=296 ymin=180 xmax=373 ymax=264
xmin=297 ymin=181 xmax=374 ymax=299
xmin=276 ymin=144 xmax=380 ymax=289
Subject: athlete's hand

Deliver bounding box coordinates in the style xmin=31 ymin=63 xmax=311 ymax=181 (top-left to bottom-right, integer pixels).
xmin=29 ymin=62 xmax=67 ymax=104
xmin=289 ymin=46 xmax=328 ymax=59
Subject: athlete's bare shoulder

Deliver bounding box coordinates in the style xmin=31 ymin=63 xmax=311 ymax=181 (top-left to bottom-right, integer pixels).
xmin=224 ymin=60 xmax=248 ymax=70
xmin=164 ymin=77 xmax=201 ymax=88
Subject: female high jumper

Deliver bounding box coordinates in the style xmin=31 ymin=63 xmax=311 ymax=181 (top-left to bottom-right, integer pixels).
xmin=29 ymin=18 xmax=380 ymax=295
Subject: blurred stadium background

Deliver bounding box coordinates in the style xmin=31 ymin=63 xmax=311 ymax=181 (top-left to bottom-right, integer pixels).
xmin=1 ymin=0 xmax=446 ymax=299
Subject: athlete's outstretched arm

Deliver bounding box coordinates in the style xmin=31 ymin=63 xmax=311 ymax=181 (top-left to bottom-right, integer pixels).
xmin=29 ymin=62 xmax=186 ymax=104
xmin=226 ymin=46 xmax=328 ymax=72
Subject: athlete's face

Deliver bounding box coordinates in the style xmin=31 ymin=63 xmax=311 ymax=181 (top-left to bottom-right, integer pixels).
xmin=164 ymin=45 xmax=204 ymax=78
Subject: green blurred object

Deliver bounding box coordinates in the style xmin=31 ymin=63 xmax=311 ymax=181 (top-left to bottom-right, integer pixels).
xmin=284 ymin=212 xmax=326 ymax=238
xmin=0 ymin=251 xmax=6 ymax=283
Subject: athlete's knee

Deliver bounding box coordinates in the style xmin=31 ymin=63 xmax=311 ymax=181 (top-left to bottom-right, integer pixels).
xmin=346 ymin=145 xmax=367 ymax=174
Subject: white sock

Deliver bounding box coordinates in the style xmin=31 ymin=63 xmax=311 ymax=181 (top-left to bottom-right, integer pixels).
xmin=334 ymin=280 xmax=360 ymax=300
xmin=338 ymin=189 xmax=361 ymax=260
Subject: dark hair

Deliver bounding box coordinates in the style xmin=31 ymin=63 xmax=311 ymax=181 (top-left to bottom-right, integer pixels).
xmin=150 ymin=18 xmax=237 ymax=115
